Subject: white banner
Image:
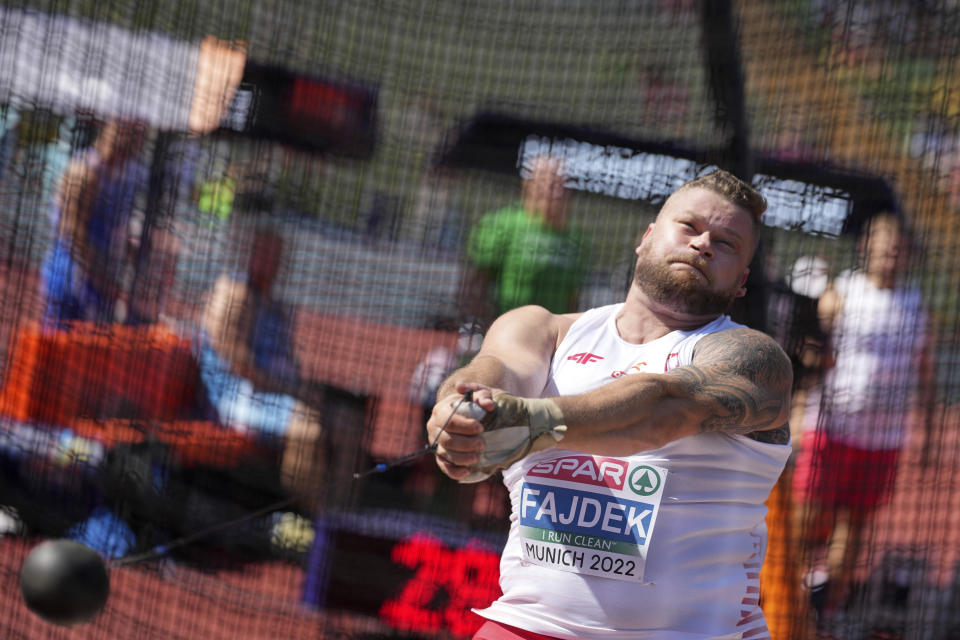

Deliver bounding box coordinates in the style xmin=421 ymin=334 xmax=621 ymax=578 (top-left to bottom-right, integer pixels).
xmin=0 ymin=8 xmax=244 ymax=133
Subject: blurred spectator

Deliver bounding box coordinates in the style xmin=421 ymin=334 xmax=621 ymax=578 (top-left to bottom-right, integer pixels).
xmin=215 ymin=225 xmax=299 ymax=389
xmin=40 ymin=119 xmax=149 ymax=325
xmin=792 ymin=212 xmax=936 ymax=622
xmin=462 ymin=154 xmax=590 ymax=326
xmin=405 ymin=318 xmax=501 ymax=524
xmin=408 ymin=318 xmax=485 ymax=417
xmin=197 ymin=161 xmax=238 ymax=223
xmin=766 ymin=254 xmax=831 ymax=401
xmin=127 ymin=225 xmax=181 ymax=325
xmin=153 ymin=132 xmax=204 ymax=218
xmin=196 ymin=224 xmax=325 ymax=516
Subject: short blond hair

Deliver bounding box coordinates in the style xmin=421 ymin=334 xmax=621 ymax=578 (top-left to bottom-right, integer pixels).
xmin=675 ymin=169 xmax=766 ymax=222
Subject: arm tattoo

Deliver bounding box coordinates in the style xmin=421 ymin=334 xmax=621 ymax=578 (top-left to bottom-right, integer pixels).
xmin=668 ymin=328 xmax=792 ymax=443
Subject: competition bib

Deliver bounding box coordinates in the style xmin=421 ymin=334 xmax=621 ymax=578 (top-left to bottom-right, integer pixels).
xmin=518 ymin=454 xmax=666 ymax=582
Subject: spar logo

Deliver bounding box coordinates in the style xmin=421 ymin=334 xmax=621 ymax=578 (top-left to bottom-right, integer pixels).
xmin=628 ymin=465 xmax=662 ymax=497
xmin=568 ymin=352 xmax=604 ymax=364
xmin=528 ymin=455 xmax=628 ymax=490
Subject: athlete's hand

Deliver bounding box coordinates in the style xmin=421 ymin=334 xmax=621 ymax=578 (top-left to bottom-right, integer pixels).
xmin=426 ymin=383 xmax=492 ymax=482
xmin=427 ymin=382 xmax=567 ymax=483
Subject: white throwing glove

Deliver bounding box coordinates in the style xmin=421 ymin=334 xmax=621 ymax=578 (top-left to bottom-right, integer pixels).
xmin=454 ymin=392 xmax=566 ymax=484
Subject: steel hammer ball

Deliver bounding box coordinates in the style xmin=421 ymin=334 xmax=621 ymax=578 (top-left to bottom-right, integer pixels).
xmin=19 ymin=539 xmax=110 ymax=626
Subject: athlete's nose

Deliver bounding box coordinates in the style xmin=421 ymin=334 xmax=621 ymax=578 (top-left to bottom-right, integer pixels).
xmin=689 ymin=232 xmax=714 ymax=259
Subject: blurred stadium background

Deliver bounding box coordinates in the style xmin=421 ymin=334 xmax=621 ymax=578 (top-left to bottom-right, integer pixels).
xmin=0 ymin=0 xmax=959 ymax=638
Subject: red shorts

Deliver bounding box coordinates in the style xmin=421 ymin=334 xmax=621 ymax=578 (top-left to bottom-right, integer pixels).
xmin=473 ymin=621 xmax=561 ymax=640
xmin=792 ymin=428 xmax=899 ymax=512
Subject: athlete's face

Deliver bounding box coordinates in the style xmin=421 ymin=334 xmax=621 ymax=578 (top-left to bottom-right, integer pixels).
xmin=633 ymin=187 xmax=755 ymax=316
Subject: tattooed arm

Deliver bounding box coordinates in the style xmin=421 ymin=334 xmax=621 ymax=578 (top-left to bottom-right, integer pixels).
xmin=432 ymin=326 xmax=792 ymax=477
xmin=553 ymin=327 xmax=792 ymax=455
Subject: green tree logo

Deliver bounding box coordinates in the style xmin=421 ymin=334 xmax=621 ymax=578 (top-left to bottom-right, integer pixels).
xmin=628 ymin=465 xmax=662 ymax=497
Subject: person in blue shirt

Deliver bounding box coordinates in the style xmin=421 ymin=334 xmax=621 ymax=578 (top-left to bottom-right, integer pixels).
xmin=196 ymin=225 xmax=325 ymax=515
xmin=41 ymin=119 xmax=149 ymax=325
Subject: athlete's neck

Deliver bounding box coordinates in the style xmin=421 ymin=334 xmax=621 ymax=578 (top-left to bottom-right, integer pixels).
xmin=616 ymin=289 xmax=722 ymax=344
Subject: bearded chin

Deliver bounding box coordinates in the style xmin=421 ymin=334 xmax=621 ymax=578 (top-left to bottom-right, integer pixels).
xmin=633 ymin=258 xmax=738 ymax=316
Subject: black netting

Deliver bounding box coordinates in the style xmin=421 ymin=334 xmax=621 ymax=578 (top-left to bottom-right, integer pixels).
xmin=0 ymin=1 xmax=958 ymax=638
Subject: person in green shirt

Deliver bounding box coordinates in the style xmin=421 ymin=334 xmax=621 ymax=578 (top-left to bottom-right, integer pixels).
xmin=464 ymin=155 xmax=590 ymax=324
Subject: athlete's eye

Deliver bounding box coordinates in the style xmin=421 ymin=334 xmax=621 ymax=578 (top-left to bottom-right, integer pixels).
xmin=716 ymin=237 xmax=739 ymax=251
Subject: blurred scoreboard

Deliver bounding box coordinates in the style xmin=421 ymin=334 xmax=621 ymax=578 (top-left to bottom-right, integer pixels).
xmin=219 ymin=60 xmax=378 ymax=159
xmin=307 ymin=510 xmax=504 ymax=639
xmin=438 ymin=112 xmax=899 ymax=238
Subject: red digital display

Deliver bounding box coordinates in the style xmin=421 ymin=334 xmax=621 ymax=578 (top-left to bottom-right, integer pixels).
xmin=323 ymin=526 xmax=502 ymax=638
xmin=379 ymin=533 xmax=502 ymax=637
xmin=288 ymin=77 xmax=368 ymax=131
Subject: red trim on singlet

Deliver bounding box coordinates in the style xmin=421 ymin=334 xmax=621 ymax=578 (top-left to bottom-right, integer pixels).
xmin=472 ymin=620 xmax=563 ymax=640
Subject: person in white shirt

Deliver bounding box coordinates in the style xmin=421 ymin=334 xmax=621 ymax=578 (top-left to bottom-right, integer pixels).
xmin=426 ymin=169 xmax=793 ymax=640
xmin=792 ymin=212 xmax=935 ymax=619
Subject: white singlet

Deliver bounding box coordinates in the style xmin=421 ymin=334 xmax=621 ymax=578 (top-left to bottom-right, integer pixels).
xmin=820 ymin=270 xmax=927 ymax=450
xmin=475 ymin=304 xmax=792 ymax=640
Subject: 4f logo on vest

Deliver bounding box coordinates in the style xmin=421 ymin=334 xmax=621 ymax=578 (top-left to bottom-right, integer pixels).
xmin=568 ymin=352 xmax=604 ymax=364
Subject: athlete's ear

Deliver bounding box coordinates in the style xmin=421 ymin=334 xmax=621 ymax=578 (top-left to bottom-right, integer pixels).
xmin=735 ymin=269 xmax=750 ymax=298
xmin=635 ymin=224 xmax=655 ymax=254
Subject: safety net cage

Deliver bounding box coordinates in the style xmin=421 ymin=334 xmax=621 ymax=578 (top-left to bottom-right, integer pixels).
xmin=0 ymin=0 xmax=959 ymax=638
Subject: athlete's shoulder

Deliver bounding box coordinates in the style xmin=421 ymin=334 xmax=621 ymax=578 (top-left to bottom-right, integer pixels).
xmin=489 ymin=305 xmax=582 ymax=349
xmin=693 ymin=326 xmax=790 ymax=372
xmin=498 ymin=304 xmax=579 ymax=329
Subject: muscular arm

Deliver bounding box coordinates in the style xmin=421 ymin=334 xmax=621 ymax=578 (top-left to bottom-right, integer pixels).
xmin=436 ymin=305 xmax=565 ymax=400
xmin=555 ymin=328 xmax=792 ymax=454
xmin=432 ymin=320 xmax=791 ymax=479
xmin=427 ymin=305 xmax=567 ymax=477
